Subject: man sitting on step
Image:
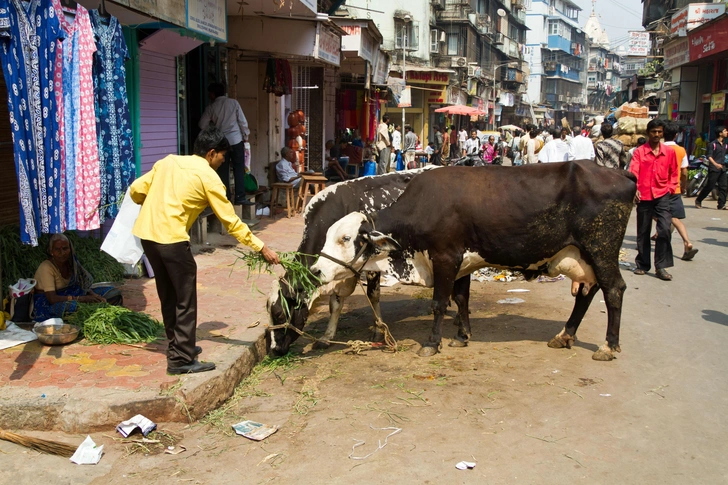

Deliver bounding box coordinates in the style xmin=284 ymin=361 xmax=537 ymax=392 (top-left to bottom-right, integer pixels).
xmin=275 ymin=147 xmax=302 ymax=188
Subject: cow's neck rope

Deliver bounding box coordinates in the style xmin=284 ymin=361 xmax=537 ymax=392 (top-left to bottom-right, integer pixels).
xmin=317 ymin=243 xmax=369 ymax=279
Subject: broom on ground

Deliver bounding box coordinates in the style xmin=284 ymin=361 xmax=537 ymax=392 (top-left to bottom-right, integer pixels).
xmin=0 ymin=428 xmax=77 ymax=457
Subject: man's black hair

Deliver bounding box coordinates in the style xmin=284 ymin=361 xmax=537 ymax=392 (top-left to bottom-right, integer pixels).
xmin=600 ymin=123 xmax=613 ymax=138
xmin=663 ymin=122 xmax=678 ymax=142
xmin=207 ymin=82 xmax=226 ymax=98
xmin=646 ymin=118 xmax=666 ymax=132
xmin=637 ymin=137 xmax=647 ymax=146
xmin=382 ymin=114 xmax=390 ymax=123
xmin=715 ymin=125 xmax=727 ymax=139
xmin=193 ymin=127 xmax=230 ymax=157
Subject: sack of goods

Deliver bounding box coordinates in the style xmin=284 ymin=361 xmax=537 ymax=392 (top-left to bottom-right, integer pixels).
xmin=617 ymin=117 xmax=650 ymax=135
xmin=615 ymin=102 xmax=649 ymax=120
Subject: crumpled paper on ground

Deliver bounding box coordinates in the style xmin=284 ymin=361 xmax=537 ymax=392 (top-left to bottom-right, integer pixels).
xmin=70 ymin=436 xmax=103 ymax=465
xmin=116 ymin=414 xmax=156 ymax=438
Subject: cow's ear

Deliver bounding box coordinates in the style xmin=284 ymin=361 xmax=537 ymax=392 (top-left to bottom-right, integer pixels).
xmin=365 ymin=231 xmax=401 ymax=252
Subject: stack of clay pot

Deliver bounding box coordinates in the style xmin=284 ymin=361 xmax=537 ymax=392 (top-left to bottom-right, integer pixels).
xmin=286 ymin=109 xmax=306 ymax=167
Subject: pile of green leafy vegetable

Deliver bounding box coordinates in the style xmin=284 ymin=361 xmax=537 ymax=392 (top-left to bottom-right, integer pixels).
xmin=0 ymin=225 xmax=125 ymax=294
xmin=67 ymin=303 xmax=164 ymax=345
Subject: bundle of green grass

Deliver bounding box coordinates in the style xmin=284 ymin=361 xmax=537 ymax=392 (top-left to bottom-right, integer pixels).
xmin=68 ymin=303 xmax=164 ymax=345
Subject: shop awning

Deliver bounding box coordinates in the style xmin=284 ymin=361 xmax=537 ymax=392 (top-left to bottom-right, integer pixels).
xmin=404 ymin=66 xmax=456 ymax=74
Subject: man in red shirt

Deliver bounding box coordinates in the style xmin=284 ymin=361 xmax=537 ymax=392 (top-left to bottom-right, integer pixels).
xmin=629 ymin=119 xmax=679 ymax=281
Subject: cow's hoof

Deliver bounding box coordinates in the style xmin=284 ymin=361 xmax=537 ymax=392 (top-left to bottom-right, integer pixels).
xmin=547 ymin=333 xmax=574 ymax=349
xmin=312 ymin=340 xmax=331 ymax=350
xmin=448 ymin=337 xmax=468 ymax=348
xmin=417 ymin=345 xmax=439 ymax=357
xmin=592 ymin=343 xmax=620 ymax=361
xmin=369 ymin=325 xmax=385 ymax=342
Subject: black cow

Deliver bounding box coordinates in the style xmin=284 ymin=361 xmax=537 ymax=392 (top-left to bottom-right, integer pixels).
xmin=311 ymin=162 xmax=637 ymax=361
xmin=267 ymin=167 xmax=475 ymax=356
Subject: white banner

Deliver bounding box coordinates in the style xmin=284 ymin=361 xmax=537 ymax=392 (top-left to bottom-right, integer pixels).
xmin=627 ymin=31 xmax=650 ymax=56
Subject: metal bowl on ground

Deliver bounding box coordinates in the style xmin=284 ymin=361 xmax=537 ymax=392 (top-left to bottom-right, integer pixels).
xmin=33 ymin=324 xmax=80 ymax=345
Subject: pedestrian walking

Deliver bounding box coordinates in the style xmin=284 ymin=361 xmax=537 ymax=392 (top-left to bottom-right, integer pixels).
xmin=570 ymin=125 xmax=595 ymax=161
xmin=661 ymin=122 xmax=698 ymax=261
xmin=431 ymin=126 xmax=443 ymax=166
xmin=458 ymin=127 xmax=468 ymax=157
xmin=403 ymin=125 xmax=418 ymax=168
xmin=376 ymin=115 xmax=392 ymax=175
xmin=595 ymin=123 xmax=628 ymax=169
xmin=538 ymin=127 xmax=574 ymax=163
xmin=130 ymin=127 xmax=280 ymax=374
xmin=199 ymin=83 xmax=251 ymax=205
xmin=441 ymin=126 xmax=451 ymax=164
xmin=629 ymin=119 xmax=678 ymax=281
xmin=695 ymin=126 xmax=728 ymax=210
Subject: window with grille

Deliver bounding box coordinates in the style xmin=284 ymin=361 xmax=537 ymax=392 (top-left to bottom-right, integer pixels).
xmin=430 ymin=29 xmax=439 ymax=53
xmin=447 ymin=33 xmax=459 ymax=56
xmin=395 ymin=20 xmax=419 ymax=50
xmin=292 ymin=65 xmax=311 ymax=170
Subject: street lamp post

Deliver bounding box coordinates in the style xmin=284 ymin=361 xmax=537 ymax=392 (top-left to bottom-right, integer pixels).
xmin=401 ymin=15 xmax=411 ymax=135
xmin=491 ymin=61 xmax=516 ymax=130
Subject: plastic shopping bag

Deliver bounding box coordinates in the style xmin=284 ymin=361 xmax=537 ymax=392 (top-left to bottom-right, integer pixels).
xmin=244 ymin=142 xmax=252 ymax=171
xmin=100 ymin=189 xmax=144 ymax=265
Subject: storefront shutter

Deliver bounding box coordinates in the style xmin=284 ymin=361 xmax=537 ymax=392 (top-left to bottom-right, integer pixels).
xmin=0 ymin=82 xmax=19 ymax=225
xmin=139 ymin=50 xmax=179 ymax=174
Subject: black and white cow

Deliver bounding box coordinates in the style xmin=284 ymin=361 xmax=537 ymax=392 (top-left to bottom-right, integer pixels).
xmin=311 ymin=162 xmax=637 ymax=361
xmin=267 ymin=167 xmax=473 ymax=356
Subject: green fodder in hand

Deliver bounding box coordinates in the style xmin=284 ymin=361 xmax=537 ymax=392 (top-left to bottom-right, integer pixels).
xmin=231 ymin=250 xmax=321 ymax=318
xmin=68 ymin=303 xmax=164 ymax=345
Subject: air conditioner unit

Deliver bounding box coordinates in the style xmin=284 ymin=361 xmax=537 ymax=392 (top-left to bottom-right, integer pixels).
xmin=558 ymin=95 xmax=564 ymax=101
xmin=494 ymin=32 xmax=504 ymax=44
xmin=440 ymin=31 xmax=446 ymax=42
xmin=451 ymin=57 xmax=467 ymax=68
xmin=467 ymin=65 xmax=482 ymax=77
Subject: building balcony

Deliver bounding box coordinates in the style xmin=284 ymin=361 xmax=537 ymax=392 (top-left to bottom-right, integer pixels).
xmin=547 ymin=35 xmax=572 ymax=54
xmin=544 ymin=63 xmax=580 ymax=82
xmin=588 ymin=64 xmax=606 ymax=74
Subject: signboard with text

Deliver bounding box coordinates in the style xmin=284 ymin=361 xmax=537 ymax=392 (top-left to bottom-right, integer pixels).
xmin=663 ymin=38 xmax=690 ymax=69
xmin=339 ymin=23 xmax=377 ymax=65
xmin=187 ymin=0 xmax=226 ymax=42
xmin=315 ymin=24 xmax=341 ymax=66
xmin=404 ymin=70 xmax=450 ymax=84
xmin=688 ymin=17 xmax=728 ymax=61
xmin=373 ymin=51 xmax=389 ymax=85
xmin=711 ymin=93 xmax=726 ymax=113
xmin=671 ymin=3 xmax=724 ymax=36
xmin=627 ymin=31 xmax=651 ymax=56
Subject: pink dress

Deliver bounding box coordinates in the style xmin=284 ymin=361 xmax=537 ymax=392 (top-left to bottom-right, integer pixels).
xmin=52 ymin=1 xmax=101 ymax=230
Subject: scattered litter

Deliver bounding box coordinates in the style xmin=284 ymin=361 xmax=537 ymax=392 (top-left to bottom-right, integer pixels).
xmin=618 ymin=248 xmax=629 ymax=262
xmin=0 ymin=322 xmax=38 ymax=351
xmin=232 ymin=420 xmax=278 ymax=441
xmin=349 ymin=425 xmax=402 ymax=460
xmin=552 ymin=370 xmax=559 ymax=374
xmin=507 ymin=289 xmax=530 ymax=293
xmin=456 ymin=461 xmax=477 ymax=470
xmin=599 ymin=394 xmax=612 ymax=397
xmin=497 ymin=298 xmax=525 ymax=304
xmin=164 ymin=444 xmax=186 ymax=455
xmin=537 ymin=275 xmax=565 ymax=283
xmin=247 ymin=320 xmax=261 ymax=328
xmin=116 ymin=415 xmax=157 ymax=438
xmin=70 ymin=436 xmax=103 ymax=465
xmin=256 ymin=207 xmax=270 ymax=217
xmin=471 ymin=268 xmax=523 ymax=283
xmin=619 ymin=261 xmax=636 ymax=269
xmin=209 ymin=330 xmax=230 ymax=338
xmin=710 ymin=218 xmax=720 ymax=221
xmin=41 ymin=394 xmax=46 ymax=398
xmin=379 ymin=273 xmax=400 ymax=287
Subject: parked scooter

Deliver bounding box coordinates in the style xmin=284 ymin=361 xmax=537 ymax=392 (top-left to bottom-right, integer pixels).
xmin=453 ymin=152 xmax=485 ymax=167
xmin=685 ymin=156 xmax=718 ymax=199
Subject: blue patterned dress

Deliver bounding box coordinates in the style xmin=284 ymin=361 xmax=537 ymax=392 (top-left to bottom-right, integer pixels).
xmin=0 ymin=0 xmax=65 ymax=245
xmin=89 ymin=11 xmax=134 ymax=221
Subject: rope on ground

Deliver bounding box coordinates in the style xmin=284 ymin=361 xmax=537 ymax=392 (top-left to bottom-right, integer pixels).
xmin=266 ymin=279 xmax=398 ymax=354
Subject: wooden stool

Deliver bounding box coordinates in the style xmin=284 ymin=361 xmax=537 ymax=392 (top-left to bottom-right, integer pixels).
xmin=296 ymin=174 xmax=329 ymax=213
xmin=270 ymin=182 xmax=295 ymax=218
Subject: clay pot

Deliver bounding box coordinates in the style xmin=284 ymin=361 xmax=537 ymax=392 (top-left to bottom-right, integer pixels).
xmin=298 ymin=124 xmax=306 ymax=135
xmin=300 ymin=139 xmax=306 ymax=149
xmin=287 ymin=139 xmax=300 ymax=151
xmin=296 ymin=109 xmax=305 ymax=124
xmin=298 ymin=151 xmax=305 ymax=164
xmin=287 ymin=112 xmax=299 ymax=128
xmin=286 ymin=127 xmax=298 ymax=139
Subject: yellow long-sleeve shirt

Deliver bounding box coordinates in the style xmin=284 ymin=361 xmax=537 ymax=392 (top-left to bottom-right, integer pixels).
xmin=129 ymin=154 xmax=264 ymax=251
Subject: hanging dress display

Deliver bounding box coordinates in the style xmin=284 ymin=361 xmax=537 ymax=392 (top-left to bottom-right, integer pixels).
xmin=53 ymin=0 xmax=100 ymax=231
xmin=0 ymin=0 xmax=65 ymax=245
xmin=89 ymin=10 xmax=134 ymax=221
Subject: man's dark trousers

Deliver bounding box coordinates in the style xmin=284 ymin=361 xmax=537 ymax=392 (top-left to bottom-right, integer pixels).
xmin=635 ymin=194 xmax=674 ymax=271
xmin=141 ymin=240 xmax=197 ymax=366
xmin=217 ymin=141 xmax=246 ymax=202
xmin=696 ymin=168 xmax=728 ymax=208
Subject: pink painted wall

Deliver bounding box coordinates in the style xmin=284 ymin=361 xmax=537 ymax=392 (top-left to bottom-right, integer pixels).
xmin=139 ymin=50 xmax=178 ymax=175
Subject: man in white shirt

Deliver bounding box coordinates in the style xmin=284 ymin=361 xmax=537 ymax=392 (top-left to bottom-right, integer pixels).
xmin=376 ymin=115 xmax=392 ymax=175
xmin=275 ymin=147 xmax=302 ymax=188
xmin=199 ymin=83 xmax=251 ymax=205
xmin=538 ymin=128 xmax=574 ymax=163
xmin=458 ymin=128 xmax=468 ymax=157
xmin=464 ymin=130 xmax=481 ymax=155
xmin=403 ymin=125 xmax=418 ymax=168
xmin=570 ymin=125 xmax=596 ymax=161
xmin=525 ymin=128 xmax=542 ymax=164
xmin=392 ymin=124 xmax=402 ymax=154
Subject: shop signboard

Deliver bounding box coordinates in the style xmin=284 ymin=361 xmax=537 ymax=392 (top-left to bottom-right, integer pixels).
xmin=711 ymin=93 xmax=726 ymax=113
xmin=405 ymin=70 xmax=450 ymax=84
xmin=187 ymin=0 xmax=227 ymax=42
xmin=689 ymin=17 xmax=728 ymax=61
xmin=701 ymin=93 xmax=712 ymax=103
xmin=398 ymin=86 xmax=412 ymax=108
xmin=664 ymin=38 xmax=690 ymax=69
xmin=339 ymin=22 xmax=376 ymax=65
xmin=671 ymin=3 xmax=724 ymax=36
xmin=426 ymin=87 xmax=447 ymax=104
xmin=315 ymin=24 xmax=341 ymax=66
xmin=627 ymin=31 xmax=651 ymax=56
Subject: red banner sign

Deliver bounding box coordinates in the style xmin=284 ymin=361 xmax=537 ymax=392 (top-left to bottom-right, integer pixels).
xmin=689 ymin=16 xmax=728 ymax=61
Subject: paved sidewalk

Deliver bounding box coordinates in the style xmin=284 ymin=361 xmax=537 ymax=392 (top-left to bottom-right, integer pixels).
xmin=0 ymin=215 xmax=304 ymax=433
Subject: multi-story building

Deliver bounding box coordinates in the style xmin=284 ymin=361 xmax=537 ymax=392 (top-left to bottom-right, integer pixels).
xmin=583 ymin=10 xmax=622 ymax=114
xmin=525 ymin=0 xmax=588 ymax=126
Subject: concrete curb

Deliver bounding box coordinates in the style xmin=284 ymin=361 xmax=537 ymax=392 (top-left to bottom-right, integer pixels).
xmin=0 ymin=331 xmax=267 ymax=433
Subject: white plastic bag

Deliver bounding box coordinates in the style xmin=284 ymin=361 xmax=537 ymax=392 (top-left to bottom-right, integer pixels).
xmin=9 ymin=278 xmax=36 ymax=298
xmin=244 ymin=142 xmax=251 ymax=171
xmin=101 ymin=189 xmax=143 ymax=265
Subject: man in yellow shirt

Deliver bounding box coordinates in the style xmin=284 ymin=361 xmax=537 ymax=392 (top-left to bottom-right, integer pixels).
xmin=130 ymin=127 xmax=280 ymax=375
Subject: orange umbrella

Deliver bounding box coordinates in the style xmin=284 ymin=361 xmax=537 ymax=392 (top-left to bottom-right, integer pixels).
xmin=434 ymin=105 xmax=486 ymax=116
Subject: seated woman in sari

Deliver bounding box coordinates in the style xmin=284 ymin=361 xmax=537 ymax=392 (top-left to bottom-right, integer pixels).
xmin=33 ymin=234 xmax=122 ymax=321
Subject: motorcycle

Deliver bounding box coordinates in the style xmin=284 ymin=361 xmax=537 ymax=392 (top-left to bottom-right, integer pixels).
xmin=453 ymin=152 xmax=485 ymax=167
xmin=685 ymin=156 xmax=719 ymax=199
